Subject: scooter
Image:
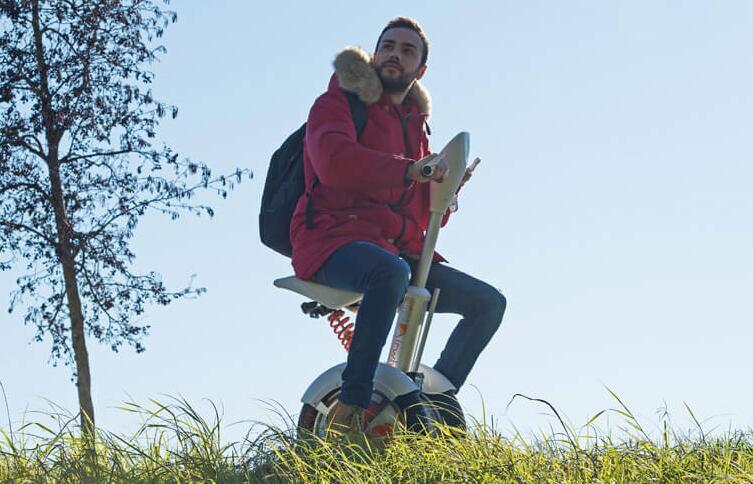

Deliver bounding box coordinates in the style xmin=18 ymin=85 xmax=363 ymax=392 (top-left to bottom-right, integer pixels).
xmin=274 ymin=132 xmax=470 ymax=439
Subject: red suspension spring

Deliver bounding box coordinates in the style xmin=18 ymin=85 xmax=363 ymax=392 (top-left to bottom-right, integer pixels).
xmin=328 ymin=309 xmax=354 ymax=352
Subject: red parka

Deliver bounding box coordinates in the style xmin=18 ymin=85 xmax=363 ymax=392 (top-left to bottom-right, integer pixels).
xmin=290 ymin=47 xmax=449 ymax=280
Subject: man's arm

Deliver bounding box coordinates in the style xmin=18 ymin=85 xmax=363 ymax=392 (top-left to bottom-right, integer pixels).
xmin=305 ymin=91 xmax=413 ymax=190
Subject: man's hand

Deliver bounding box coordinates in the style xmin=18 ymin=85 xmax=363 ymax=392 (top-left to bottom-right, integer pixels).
xmin=407 ymin=153 xmax=448 ymax=183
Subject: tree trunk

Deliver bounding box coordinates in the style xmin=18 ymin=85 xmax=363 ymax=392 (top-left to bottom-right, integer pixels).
xmin=47 ymin=156 xmax=96 ymax=438
xmin=31 ymin=0 xmax=95 ymax=439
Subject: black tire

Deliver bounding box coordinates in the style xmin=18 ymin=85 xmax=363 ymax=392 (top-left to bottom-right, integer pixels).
xmin=393 ymin=391 xmax=439 ymax=435
xmin=297 ymin=389 xmax=439 ymax=440
xmin=422 ymin=392 xmax=466 ymax=434
xmin=297 ymin=402 xmax=320 ymax=439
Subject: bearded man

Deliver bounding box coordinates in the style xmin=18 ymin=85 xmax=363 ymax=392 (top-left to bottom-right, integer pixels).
xmin=290 ymin=17 xmax=506 ymax=436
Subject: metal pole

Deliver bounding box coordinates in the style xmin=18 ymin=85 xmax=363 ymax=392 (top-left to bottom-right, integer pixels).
xmin=410 ymin=287 xmax=440 ymax=372
xmin=412 ymin=212 xmax=443 ymax=288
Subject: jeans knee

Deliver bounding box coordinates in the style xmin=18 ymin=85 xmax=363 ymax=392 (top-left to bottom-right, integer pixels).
xmin=481 ymin=288 xmax=506 ymax=331
xmin=369 ymin=257 xmax=411 ymax=297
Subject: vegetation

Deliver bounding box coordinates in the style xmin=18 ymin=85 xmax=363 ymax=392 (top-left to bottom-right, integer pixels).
xmin=0 ymin=0 xmax=247 ymax=437
xmin=1 ymin=393 xmax=752 ymax=483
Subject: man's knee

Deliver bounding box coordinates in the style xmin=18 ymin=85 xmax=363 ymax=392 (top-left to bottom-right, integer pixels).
xmin=479 ymin=285 xmax=506 ymax=329
xmin=492 ymin=290 xmax=507 ymax=322
xmin=368 ymin=256 xmax=411 ymax=294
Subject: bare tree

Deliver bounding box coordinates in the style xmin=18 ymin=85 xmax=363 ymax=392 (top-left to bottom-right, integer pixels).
xmin=0 ymin=0 xmax=247 ymax=438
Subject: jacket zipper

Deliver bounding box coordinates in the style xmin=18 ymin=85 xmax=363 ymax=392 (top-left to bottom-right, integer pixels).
xmin=395 ymin=107 xmax=416 ymax=208
xmin=391 ymin=107 xmax=415 ymax=244
xmin=399 ymin=109 xmax=414 ymax=158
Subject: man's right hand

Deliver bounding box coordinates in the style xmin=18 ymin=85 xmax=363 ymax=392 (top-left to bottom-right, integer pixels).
xmin=406 ymin=153 xmax=448 ymax=183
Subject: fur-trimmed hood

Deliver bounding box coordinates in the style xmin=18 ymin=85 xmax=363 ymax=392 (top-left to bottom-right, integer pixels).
xmin=333 ymin=46 xmax=432 ymax=118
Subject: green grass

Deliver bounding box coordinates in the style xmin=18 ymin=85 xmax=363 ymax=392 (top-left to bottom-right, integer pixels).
xmin=1 ymin=392 xmax=753 ymax=483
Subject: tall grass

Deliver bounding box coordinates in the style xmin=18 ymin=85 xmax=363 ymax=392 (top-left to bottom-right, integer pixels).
xmin=1 ymin=391 xmax=753 ymax=482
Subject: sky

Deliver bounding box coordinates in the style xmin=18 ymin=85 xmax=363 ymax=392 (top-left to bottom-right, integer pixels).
xmin=1 ymin=0 xmax=752 ymax=442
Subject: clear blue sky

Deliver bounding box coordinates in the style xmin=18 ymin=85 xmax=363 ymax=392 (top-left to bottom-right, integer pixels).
xmin=1 ymin=0 xmax=752 ymax=440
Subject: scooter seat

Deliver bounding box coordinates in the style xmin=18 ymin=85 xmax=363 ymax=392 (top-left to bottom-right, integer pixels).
xmin=273 ymin=276 xmax=362 ymax=309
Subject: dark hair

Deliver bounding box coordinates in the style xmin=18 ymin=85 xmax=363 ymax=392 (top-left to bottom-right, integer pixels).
xmin=375 ymin=17 xmax=429 ymax=66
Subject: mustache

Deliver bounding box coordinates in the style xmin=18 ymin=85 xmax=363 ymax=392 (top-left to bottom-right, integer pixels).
xmin=380 ymin=61 xmax=404 ymax=72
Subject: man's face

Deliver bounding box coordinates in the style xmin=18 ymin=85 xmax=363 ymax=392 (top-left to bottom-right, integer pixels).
xmin=373 ymin=27 xmax=427 ymax=93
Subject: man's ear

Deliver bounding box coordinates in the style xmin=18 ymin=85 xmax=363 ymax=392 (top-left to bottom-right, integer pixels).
xmin=416 ymin=64 xmax=428 ymax=80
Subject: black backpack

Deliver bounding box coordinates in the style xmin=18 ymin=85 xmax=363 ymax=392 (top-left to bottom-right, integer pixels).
xmin=259 ymin=91 xmax=368 ymax=257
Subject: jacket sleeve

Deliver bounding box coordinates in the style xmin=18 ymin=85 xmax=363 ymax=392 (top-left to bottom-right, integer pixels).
xmin=305 ymin=90 xmax=413 ymax=190
xmin=415 ymin=184 xmax=453 ymax=230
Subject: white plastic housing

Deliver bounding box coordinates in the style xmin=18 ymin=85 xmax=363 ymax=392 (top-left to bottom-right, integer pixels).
xmin=429 ymin=132 xmax=469 ymax=213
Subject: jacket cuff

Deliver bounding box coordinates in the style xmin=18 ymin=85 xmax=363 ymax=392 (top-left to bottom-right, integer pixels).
xmin=403 ymin=161 xmax=415 ymax=186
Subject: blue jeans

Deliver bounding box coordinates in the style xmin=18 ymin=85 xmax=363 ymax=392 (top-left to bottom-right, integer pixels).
xmin=313 ymin=241 xmax=506 ymax=409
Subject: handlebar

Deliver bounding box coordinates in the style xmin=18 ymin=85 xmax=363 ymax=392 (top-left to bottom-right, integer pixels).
xmin=420 ymin=154 xmax=445 ymax=178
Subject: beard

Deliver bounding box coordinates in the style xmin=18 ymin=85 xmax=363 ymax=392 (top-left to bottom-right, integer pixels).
xmin=377 ymin=62 xmax=418 ymax=93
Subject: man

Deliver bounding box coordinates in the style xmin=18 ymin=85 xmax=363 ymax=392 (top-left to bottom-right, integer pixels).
xmin=290 ymin=17 xmax=506 ymax=436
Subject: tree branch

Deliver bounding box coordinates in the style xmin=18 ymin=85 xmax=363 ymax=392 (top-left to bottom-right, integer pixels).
xmin=60 ymin=149 xmax=139 ymax=164
xmin=31 ymin=0 xmax=60 ymax=148
xmin=0 ymin=181 xmax=50 ymax=202
xmin=81 ymin=172 xmax=232 ymax=243
xmin=46 ymin=286 xmax=67 ymax=331
xmin=78 ymin=248 xmax=119 ymax=326
xmin=0 ymin=220 xmax=56 ymax=246
xmin=17 ymin=137 xmax=47 ymax=160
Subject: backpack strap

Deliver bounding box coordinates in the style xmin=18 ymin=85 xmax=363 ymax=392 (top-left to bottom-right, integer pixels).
xmin=344 ymin=90 xmax=368 ymax=139
xmin=305 ymin=91 xmax=368 ymax=229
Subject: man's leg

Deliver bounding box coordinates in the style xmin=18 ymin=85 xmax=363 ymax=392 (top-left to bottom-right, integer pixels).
xmin=313 ymin=241 xmax=411 ymax=408
xmin=409 ymin=261 xmax=506 ymax=390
